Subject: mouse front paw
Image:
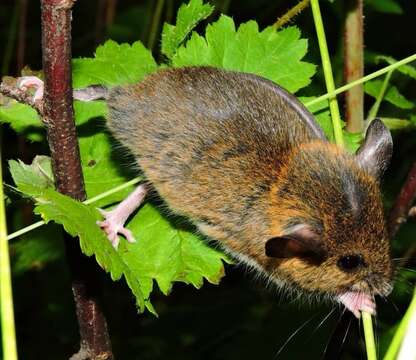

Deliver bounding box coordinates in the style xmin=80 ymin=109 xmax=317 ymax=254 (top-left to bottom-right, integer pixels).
xmin=337 ymin=291 xmax=376 ymax=318
xmin=17 ymin=76 xmax=44 ymax=102
xmin=97 ymin=209 xmax=136 ymax=249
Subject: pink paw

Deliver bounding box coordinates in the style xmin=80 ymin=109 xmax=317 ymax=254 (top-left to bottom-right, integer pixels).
xmin=17 ymin=76 xmax=44 ymax=101
xmin=97 ymin=209 xmax=136 ymax=249
xmin=337 ymin=291 xmax=376 ymax=318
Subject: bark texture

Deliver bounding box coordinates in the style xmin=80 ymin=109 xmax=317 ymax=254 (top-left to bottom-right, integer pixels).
xmin=388 ymin=162 xmax=416 ymax=238
xmin=40 ymin=1 xmax=113 ymax=358
xmin=344 ymin=0 xmax=364 ymax=133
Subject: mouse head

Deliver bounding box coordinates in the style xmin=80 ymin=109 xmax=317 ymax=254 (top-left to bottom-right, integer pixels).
xmin=265 ymin=119 xmax=393 ymax=315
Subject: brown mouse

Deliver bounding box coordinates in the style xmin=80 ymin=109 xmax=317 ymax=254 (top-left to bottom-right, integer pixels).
xmin=18 ymin=66 xmax=394 ymax=317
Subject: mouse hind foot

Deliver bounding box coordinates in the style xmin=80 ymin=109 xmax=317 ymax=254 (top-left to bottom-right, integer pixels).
xmin=97 ymin=183 xmax=148 ymax=249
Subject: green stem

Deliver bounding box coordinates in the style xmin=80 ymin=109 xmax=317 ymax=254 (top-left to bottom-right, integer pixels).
xmin=305 ymin=53 xmax=416 ymax=108
xmin=6 ymin=177 xmax=142 ymax=241
xmin=310 ymin=0 xmax=344 ymax=147
xmin=366 ymin=70 xmax=393 ymax=122
xmin=0 ymin=150 xmax=18 ymax=359
xmin=362 ymin=311 xmax=377 ymax=360
xmin=147 ymin=0 xmax=165 ymax=52
xmin=384 ymin=289 xmax=416 ymax=360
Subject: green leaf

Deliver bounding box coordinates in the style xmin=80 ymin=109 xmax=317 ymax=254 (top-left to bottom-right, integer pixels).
xmin=9 ymin=156 xmax=54 ymax=190
xmin=172 ymin=16 xmax=316 ymax=93
xmin=79 ymin=131 xmax=136 ymax=207
xmin=11 ymin=225 xmax=65 ymax=275
xmin=375 ymin=55 xmax=416 ymax=80
xmin=0 ymin=102 xmax=42 ymax=141
xmin=72 ymin=40 xmax=157 ymax=88
xmin=364 ymin=80 xmax=414 ymax=110
xmin=74 ymin=100 xmax=107 ymax=126
xmin=365 ymin=0 xmax=403 ymax=14
xmin=9 ymin=157 xmax=228 ymax=314
xmin=343 ymin=131 xmax=363 ymax=153
xmin=161 ymin=0 xmax=214 ymax=59
xmin=0 ymin=100 xmax=107 ymax=141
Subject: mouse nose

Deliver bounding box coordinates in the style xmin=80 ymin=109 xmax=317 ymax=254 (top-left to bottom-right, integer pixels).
xmin=365 ymin=273 xmax=393 ymax=296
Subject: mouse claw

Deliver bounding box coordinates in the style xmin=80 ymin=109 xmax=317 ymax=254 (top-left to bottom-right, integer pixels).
xmin=17 ymin=76 xmax=44 ymax=102
xmin=97 ymin=211 xmax=136 ymax=249
xmin=96 ymin=184 xmax=147 ymax=249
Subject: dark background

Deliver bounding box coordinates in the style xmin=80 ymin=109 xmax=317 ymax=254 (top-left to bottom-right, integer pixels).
xmin=1 ymin=0 xmax=415 ymax=359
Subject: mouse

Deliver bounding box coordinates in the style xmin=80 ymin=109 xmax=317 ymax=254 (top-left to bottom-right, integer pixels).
xmin=17 ymin=66 xmax=394 ymax=318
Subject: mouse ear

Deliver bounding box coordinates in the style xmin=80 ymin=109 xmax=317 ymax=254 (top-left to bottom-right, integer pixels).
xmin=355 ymin=119 xmax=393 ymax=179
xmin=265 ymin=224 xmax=326 ymax=261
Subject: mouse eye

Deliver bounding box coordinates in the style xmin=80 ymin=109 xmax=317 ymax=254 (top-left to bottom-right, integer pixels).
xmin=337 ymin=255 xmax=365 ymax=272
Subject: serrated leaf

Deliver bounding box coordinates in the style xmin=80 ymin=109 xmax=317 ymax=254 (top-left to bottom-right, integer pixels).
xmin=72 ymin=40 xmax=157 ymax=88
xmin=375 ymin=55 xmax=416 ymax=80
xmin=365 ymin=80 xmax=414 ymax=110
xmin=9 ymin=156 xmax=54 ymax=189
xmin=9 ymin=157 xmax=228 ymax=315
xmin=161 ymin=0 xmax=214 ymax=59
xmin=172 ymin=16 xmax=316 ymax=93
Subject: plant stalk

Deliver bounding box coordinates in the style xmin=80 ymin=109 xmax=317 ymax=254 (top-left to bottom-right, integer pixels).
xmin=147 ymin=0 xmax=165 ymax=51
xmin=40 ymin=0 xmax=113 ymax=358
xmin=310 ymin=0 xmax=344 ymax=147
xmin=362 ymin=312 xmax=377 ymax=360
xmin=0 ymin=149 xmax=18 ymax=360
xmin=273 ymin=0 xmax=310 ymax=30
xmin=367 ymin=71 xmax=393 ymax=122
xmin=305 ymin=53 xmax=416 ymax=108
xmin=384 ymin=289 xmax=416 ymax=360
xmin=344 ymin=0 xmax=364 ymax=133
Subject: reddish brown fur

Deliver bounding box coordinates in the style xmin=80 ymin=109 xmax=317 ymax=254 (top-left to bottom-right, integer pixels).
xmin=107 ymin=66 xmax=392 ymax=300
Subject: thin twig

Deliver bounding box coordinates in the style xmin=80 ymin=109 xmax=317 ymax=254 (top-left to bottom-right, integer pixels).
xmin=0 ymin=81 xmax=43 ymax=114
xmin=147 ymin=0 xmax=165 ymax=51
xmin=305 ymin=53 xmax=416 ymax=108
xmin=366 ymin=70 xmax=393 ymax=122
xmin=310 ymin=0 xmax=344 ymax=147
xmin=388 ymin=162 xmax=416 ymax=238
xmin=273 ymin=0 xmax=310 ymax=30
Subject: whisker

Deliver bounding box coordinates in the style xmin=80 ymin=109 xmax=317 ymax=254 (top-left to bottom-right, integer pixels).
xmin=274 ymin=314 xmax=317 ymax=359
xmin=312 ymin=308 xmax=336 ymax=335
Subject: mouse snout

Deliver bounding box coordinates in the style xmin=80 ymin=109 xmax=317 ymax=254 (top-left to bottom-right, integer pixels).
xmin=365 ymin=272 xmax=393 ymax=297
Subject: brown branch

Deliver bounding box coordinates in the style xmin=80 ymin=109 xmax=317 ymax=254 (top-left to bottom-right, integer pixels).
xmin=273 ymin=0 xmax=310 ymax=30
xmin=388 ymin=162 xmax=416 ymax=238
xmin=344 ymin=0 xmax=364 ymax=133
xmin=40 ymin=0 xmax=113 ymax=359
xmin=0 ymin=81 xmax=43 ymax=114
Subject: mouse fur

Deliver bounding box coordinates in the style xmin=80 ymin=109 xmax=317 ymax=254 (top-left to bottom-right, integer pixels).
xmin=105 ymin=66 xmax=393 ymax=310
